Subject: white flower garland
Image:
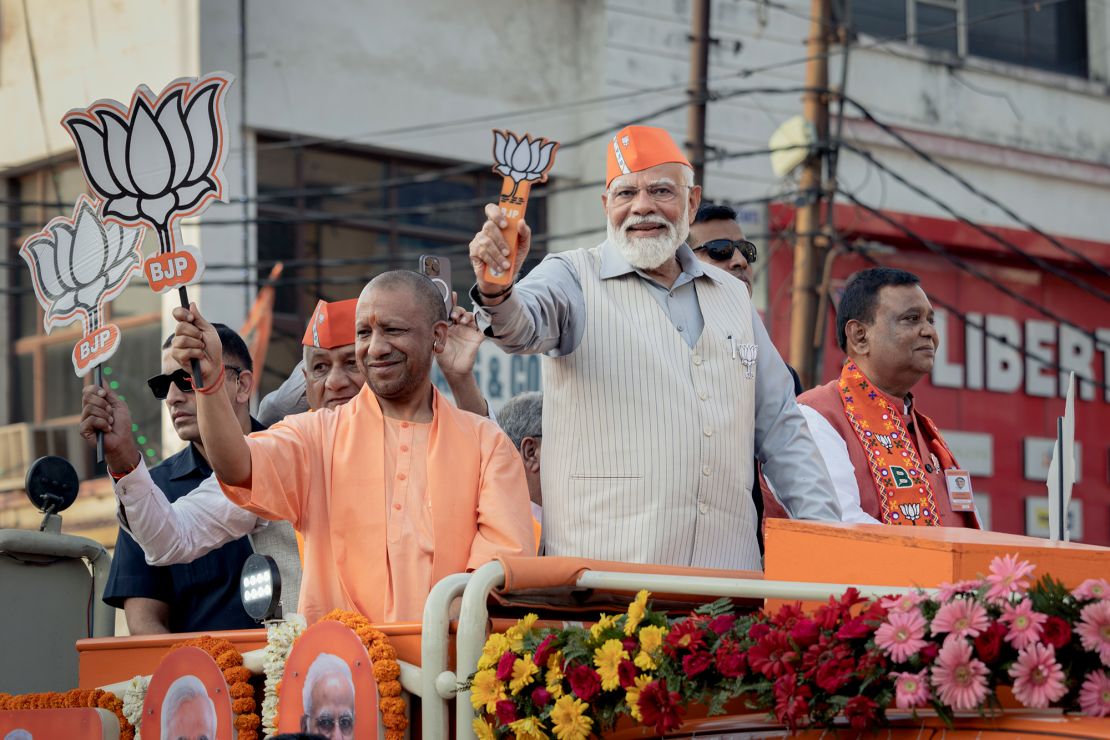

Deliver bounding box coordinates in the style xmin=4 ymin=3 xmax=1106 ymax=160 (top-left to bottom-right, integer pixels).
xmin=121 ymin=674 xmax=150 ymax=739
xmin=261 ymin=613 xmax=307 ymax=738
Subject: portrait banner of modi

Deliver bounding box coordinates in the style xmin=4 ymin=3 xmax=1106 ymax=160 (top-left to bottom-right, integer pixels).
xmin=277 ymin=620 xmax=379 ymax=739
xmin=141 ymin=647 xmax=234 ymax=740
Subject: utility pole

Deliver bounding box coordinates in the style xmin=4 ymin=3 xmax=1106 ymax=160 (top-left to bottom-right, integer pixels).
xmin=687 ymin=0 xmax=711 ymax=183
xmin=789 ymin=0 xmax=830 ymax=389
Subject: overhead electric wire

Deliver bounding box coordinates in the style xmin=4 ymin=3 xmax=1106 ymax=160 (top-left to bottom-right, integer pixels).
xmin=837 ymin=186 xmax=1110 ymax=354
xmin=842 ymin=238 xmax=1109 ymax=394
xmin=838 ymin=141 xmax=1110 ymax=305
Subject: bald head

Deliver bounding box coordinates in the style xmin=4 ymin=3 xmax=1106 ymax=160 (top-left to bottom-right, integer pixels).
xmin=360 ymin=270 xmax=448 ymax=326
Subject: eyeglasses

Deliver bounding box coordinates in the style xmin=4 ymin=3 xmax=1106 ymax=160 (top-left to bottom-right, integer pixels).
xmin=693 ymin=238 xmax=758 ymax=264
xmin=146 ymin=366 xmax=243 ymax=400
xmin=608 ymin=183 xmax=686 ymax=205
xmin=310 ymin=713 xmax=355 ymax=736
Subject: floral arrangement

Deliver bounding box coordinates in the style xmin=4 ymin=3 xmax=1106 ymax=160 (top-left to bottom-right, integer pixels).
xmin=261 ymin=613 xmax=306 ymax=737
xmin=169 ymin=635 xmax=260 ymax=740
xmin=121 ymin=674 xmax=150 ymax=739
xmin=0 ymin=688 xmax=134 ymax=739
xmin=468 ymin=554 xmax=1110 ymax=738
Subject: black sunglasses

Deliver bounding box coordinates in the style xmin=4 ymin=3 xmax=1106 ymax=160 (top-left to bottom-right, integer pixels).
xmin=147 ymin=366 xmax=243 ymax=400
xmin=694 ymin=238 xmax=757 ymax=264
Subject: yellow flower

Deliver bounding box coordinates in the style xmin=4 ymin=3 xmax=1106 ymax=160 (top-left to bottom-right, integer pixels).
xmin=510 ymin=715 xmax=549 ymax=740
xmin=634 ymin=625 xmax=667 ymax=670
xmin=593 ymin=639 xmax=629 ymax=691
xmin=589 ymin=614 xmax=617 ymax=640
xmin=507 ymin=613 xmax=540 ymax=651
xmin=546 ymin=652 xmax=565 ymax=698
xmin=478 ymin=633 xmax=511 ymax=671
xmin=624 ymin=590 xmax=650 ymax=635
xmin=473 ymin=717 xmax=497 ymax=740
xmin=550 ymin=695 xmax=593 ymax=740
xmin=624 ymin=674 xmax=653 ymax=722
xmin=509 ymin=652 xmax=540 ymax=695
xmin=470 ymin=669 xmax=507 ymax=713
xmin=519 ymin=613 xmax=539 ymax=633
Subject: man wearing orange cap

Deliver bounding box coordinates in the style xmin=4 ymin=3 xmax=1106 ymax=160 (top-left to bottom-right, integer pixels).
xmin=468 ymin=125 xmax=841 ymax=570
xmin=171 ymin=271 xmax=534 ymax=624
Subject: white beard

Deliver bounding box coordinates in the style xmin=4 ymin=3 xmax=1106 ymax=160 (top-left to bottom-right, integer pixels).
xmin=607 ymin=204 xmax=690 ymax=271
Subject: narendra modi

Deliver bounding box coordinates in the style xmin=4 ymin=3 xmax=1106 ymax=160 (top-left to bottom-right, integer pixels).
xmin=467 ymin=124 xmax=841 ymax=570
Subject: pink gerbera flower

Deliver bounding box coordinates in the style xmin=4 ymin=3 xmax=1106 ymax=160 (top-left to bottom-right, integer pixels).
xmin=893 ymin=670 xmax=930 ymax=709
xmin=881 ymin=591 xmax=927 ymax=613
xmin=1076 ymin=601 xmax=1110 ymax=664
xmin=999 ymin=599 xmax=1047 ymax=650
xmin=985 ymin=554 xmax=1036 ymax=602
xmin=937 ymin=580 xmax=983 ymax=603
xmin=1073 ymin=579 xmax=1110 ymax=602
xmin=931 ymin=639 xmax=989 ymax=710
xmin=1079 ymin=670 xmax=1110 ymax=717
xmin=931 ymin=598 xmax=990 ymax=641
xmin=875 ymin=609 xmax=928 ymax=663
xmin=1009 ymin=643 xmax=1067 ymax=708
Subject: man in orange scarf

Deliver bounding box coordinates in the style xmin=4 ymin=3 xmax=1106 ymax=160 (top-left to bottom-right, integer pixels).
xmin=798 ymin=267 xmax=980 ymax=528
xmin=170 ymin=271 xmax=535 ymax=624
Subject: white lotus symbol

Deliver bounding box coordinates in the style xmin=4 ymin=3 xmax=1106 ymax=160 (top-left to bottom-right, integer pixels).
xmin=19 ymin=195 xmax=144 ymax=332
xmin=62 ymin=74 xmax=231 ymax=234
xmin=492 ymin=130 xmax=558 ymax=195
xmin=899 ymin=503 xmax=921 ymax=523
xmin=876 ymin=433 xmax=894 ymax=451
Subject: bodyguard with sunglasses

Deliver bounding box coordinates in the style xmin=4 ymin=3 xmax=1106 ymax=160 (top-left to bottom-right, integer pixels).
xmin=689 ymin=203 xmax=758 ymax=293
xmin=88 ymin=324 xmax=264 ymax=634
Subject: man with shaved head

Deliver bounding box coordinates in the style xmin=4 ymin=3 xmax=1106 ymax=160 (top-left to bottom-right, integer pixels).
xmin=169 ymin=271 xmax=534 ymax=623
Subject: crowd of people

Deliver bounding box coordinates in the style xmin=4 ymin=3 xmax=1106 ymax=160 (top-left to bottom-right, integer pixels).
xmin=79 ymin=125 xmax=979 ymax=635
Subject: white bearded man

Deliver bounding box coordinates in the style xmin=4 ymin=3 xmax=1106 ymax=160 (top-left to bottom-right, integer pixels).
xmin=468 ymin=125 xmax=841 ymax=570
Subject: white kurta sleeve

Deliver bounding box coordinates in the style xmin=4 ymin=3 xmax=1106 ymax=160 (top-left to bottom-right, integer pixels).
xmin=797 ymin=405 xmax=882 ymax=525
xmin=115 ymin=462 xmax=267 ymax=566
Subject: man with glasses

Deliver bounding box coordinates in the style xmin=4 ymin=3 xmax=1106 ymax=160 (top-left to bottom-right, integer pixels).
xmin=689 ymin=203 xmax=758 ymax=294
xmin=91 ymin=324 xmax=264 ymax=633
xmin=468 ymin=125 xmax=841 ymax=572
xmin=301 ymin=653 xmax=356 ymax=740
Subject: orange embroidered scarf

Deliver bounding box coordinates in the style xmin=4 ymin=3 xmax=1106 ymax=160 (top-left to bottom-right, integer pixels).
xmin=837 ymin=360 xmax=941 ymax=526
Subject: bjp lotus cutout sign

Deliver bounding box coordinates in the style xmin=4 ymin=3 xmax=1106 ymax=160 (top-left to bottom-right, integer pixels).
xmin=485 ymin=130 xmax=559 ymax=285
xmin=19 ymin=195 xmax=144 ymax=377
xmin=61 ymin=72 xmax=234 ymax=295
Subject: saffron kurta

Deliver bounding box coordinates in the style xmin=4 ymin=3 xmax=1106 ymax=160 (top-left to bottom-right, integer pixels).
xmin=219 ymin=385 xmax=534 ymax=624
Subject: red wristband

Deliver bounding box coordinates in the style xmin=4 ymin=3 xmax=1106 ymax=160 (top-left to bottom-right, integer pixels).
xmin=108 ymin=454 xmax=140 ymax=481
xmin=194 ymin=364 xmax=226 ymax=395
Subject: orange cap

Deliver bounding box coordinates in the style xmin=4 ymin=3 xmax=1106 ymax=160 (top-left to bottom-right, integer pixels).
xmin=302 ymin=298 xmax=358 ymax=349
xmin=606 ymin=125 xmax=692 ymax=188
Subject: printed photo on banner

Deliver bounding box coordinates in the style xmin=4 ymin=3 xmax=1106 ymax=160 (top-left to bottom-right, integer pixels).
xmin=140 ymin=647 xmax=235 ymax=740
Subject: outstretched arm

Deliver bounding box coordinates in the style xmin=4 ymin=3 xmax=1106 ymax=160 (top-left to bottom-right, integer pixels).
xmin=438 ymin=296 xmax=490 ymax=416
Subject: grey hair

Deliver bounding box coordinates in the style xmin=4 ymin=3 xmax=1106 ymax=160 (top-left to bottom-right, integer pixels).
xmin=161 ymin=674 xmax=216 ymax=737
xmin=5 ymin=730 xmax=33 ymax=740
xmin=303 ymin=652 xmax=354 ymax=717
xmin=497 ymin=392 xmax=543 ymax=450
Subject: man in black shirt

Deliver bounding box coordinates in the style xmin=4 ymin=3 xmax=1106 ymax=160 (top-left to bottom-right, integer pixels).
xmin=98 ymin=325 xmax=259 ymax=634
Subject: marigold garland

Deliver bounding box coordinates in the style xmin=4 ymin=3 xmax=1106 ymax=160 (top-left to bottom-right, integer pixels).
xmin=0 ymin=688 xmax=134 ymax=739
xmin=319 ymin=609 xmax=409 ymax=740
xmin=169 ymin=636 xmax=259 ymax=740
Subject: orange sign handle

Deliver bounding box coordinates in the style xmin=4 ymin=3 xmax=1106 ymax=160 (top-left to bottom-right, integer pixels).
xmin=483 ymin=179 xmax=533 ymax=286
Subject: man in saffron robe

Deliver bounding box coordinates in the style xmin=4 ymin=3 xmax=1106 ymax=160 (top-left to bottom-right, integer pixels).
xmin=798 ymin=267 xmax=980 ymax=527
xmin=170 ymin=271 xmax=535 ymax=623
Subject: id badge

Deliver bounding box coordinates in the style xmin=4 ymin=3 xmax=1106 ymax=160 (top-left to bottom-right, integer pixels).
xmin=945 ymin=468 xmax=976 ymax=512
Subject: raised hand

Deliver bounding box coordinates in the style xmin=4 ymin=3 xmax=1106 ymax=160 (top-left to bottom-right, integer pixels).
xmin=469 ymin=203 xmax=531 ymax=302
xmin=170 ymin=302 xmax=224 ymax=386
xmin=436 ymin=292 xmax=484 ymax=378
xmin=80 ymin=384 xmax=141 ymax=474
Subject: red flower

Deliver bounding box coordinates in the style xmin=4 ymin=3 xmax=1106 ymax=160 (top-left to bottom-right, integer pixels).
xmin=716 ymin=640 xmax=747 ymax=678
xmin=617 ymin=659 xmax=637 ymax=689
xmin=973 ymin=620 xmax=1007 ymax=663
xmin=621 ymin=637 xmax=639 ymax=654
xmin=682 ymin=651 xmax=713 ymax=677
xmin=844 ymin=695 xmax=878 ymax=730
xmin=1042 ymin=616 xmax=1072 ymax=649
xmin=789 ymin=618 xmax=820 ymax=649
xmin=638 ymin=679 xmax=685 ymax=735
xmin=801 ymin=635 xmax=851 ymax=674
xmin=748 ymin=622 xmax=772 ymax=641
xmin=814 ymin=657 xmax=855 ymax=692
xmin=861 ymin=600 xmax=889 ymax=622
xmin=773 ymin=603 xmax=805 ymax=628
xmin=495 ymin=699 xmax=517 ymax=726
xmin=773 ymin=673 xmax=812 ymax=729
xmin=813 ymin=603 xmax=840 ymax=631
xmin=919 ymin=642 xmax=939 ymax=665
xmin=839 ymin=587 xmax=866 ymax=613
xmin=748 ymin=631 xmax=797 ymax=679
xmin=665 ymin=620 xmax=706 ymax=655
xmin=496 ymin=651 xmax=516 ymax=681
xmin=708 ymin=614 xmax=737 ymax=635
xmin=836 ymin=617 xmax=873 ymax=640
xmin=566 ymin=663 xmax=601 ymax=702
xmin=856 ymin=649 xmax=887 ymax=676
xmin=533 ymin=634 xmax=555 ymax=667
xmin=531 ymin=686 xmax=552 ymax=708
